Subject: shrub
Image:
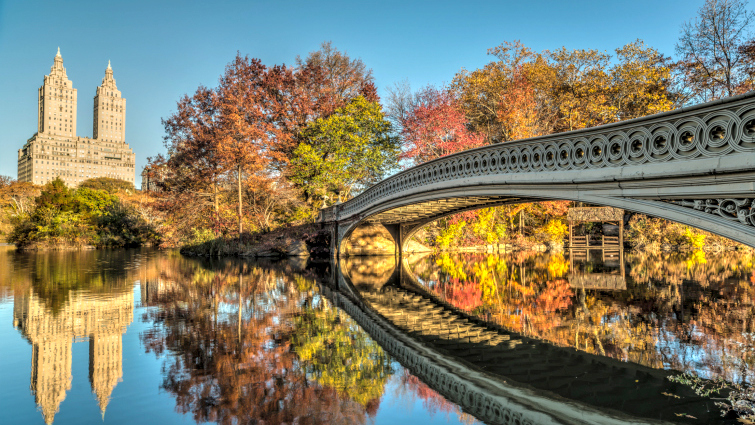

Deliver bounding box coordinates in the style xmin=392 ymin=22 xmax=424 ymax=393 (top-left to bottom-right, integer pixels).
xmin=542 ymin=219 xmax=568 ymax=242
xmin=9 ymin=178 xmax=158 ymax=249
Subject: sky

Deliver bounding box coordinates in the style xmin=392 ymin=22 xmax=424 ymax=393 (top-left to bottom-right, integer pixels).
xmin=0 ymin=0 xmax=723 ymax=186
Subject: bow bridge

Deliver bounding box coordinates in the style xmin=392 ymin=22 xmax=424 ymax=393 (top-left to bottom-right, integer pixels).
xmin=318 ymin=93 xmax=755 ymax=252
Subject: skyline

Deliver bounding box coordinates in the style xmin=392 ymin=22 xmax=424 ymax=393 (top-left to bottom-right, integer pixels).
xmin=0 ymin=0 xmax=730 ymax=185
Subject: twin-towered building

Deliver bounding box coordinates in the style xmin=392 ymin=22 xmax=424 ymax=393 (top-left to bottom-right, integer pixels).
xmin=17 ymin=48 xmax=136 ymax=187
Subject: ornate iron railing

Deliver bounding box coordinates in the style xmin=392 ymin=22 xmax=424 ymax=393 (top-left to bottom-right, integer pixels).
xmin=331 ymin=92 xmax=755 ymax=220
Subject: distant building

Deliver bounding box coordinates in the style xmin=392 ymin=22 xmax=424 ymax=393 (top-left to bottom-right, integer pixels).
xmin=140 ymin=164 xmax=164 ymax=192
xmin=17 ymin=48 xmax=136 ymax=187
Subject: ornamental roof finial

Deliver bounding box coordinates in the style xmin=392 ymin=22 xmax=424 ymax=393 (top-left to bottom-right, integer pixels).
xmin=56 ymin=47 xmax=61 ymax=58
xmin=107 ymin=59 xmax=111 ymax=70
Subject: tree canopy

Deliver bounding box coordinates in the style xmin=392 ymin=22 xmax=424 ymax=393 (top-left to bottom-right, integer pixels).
xmin=289 ymin=96 xmax=399 ymax=204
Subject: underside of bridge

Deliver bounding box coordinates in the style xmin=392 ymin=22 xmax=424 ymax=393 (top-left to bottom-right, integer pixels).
xmin=356 ymin=196 xmax=539 ymax=256
xmin=362 ymin=196 xmax=526 ymax=225
xmin=335 ymin=184 xmax=755 ymax=255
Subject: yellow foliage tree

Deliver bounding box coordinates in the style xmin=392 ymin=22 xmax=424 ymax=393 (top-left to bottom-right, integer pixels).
xmin=453 ymin=39 xmax=676 ymax=142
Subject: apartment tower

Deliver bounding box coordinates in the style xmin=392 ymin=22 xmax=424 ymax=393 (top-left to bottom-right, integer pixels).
xmin=17 ymin=48 xmax=136 ymax=187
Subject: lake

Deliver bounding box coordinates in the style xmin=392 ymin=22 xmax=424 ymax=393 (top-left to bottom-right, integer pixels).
xmin=0 ymin=247 xmax=753 ymax=424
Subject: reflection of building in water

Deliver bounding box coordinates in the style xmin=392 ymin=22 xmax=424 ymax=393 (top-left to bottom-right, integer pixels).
xmin=139 ymin=279 xmax=177 ymax=307
xmin=13 ymin=289 xmax=133 ymax=424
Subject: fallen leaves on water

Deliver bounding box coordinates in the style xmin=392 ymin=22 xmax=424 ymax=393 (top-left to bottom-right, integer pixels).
xmin=675 ymin=413 xmax=697 ymax=419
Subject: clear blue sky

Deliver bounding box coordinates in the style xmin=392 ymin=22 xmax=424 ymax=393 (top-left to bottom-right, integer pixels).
xmin=0 ymin=0 xmax=719 ymax=185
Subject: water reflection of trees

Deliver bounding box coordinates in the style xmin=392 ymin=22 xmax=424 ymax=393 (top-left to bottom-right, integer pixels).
xmin=393 ymin=370 xmax=477 ymax=425
xmin=139 ymin=258 xmax=394 ymax=424
xmin=0 ymin=248 xmax=465 ymax=424
xmin=409 ymin=250 xmax=755 ymax=383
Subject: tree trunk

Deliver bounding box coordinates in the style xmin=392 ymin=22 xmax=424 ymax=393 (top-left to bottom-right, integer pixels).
xmin=238 ymin=164 xmax=243 ymax=235
xmin=213 ymin=183 xmax=219 ymax=217
xmin=519 ymin=210 xmax=523 ymax=235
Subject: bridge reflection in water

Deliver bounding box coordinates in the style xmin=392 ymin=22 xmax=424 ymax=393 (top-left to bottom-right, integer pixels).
xmin=325 ymin=250 xmax=737 ymax=425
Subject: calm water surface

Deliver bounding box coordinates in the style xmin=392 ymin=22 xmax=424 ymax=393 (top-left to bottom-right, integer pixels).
xmin=0 ymin=247 xmax=753 ymax=424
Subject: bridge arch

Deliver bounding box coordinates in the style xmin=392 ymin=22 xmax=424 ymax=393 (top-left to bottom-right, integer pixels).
xmin=322 ymin=258 xmax=722 ymax=423
xmin=322 ymin=93 xmax=755 ymax=253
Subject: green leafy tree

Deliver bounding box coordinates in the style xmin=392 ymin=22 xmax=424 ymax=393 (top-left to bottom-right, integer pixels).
xmin=75 ymin=187 xmax=118 ymax=217
xmin=34 ymin=178 xmax=77 ymax=214
xmin=289 ymin=96 xmax=399 ymax=211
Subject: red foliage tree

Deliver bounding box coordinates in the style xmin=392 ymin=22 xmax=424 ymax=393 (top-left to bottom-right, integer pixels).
xmin=400 ymin=86 xmax=485 ymax=165
xmin=161 ymin=86 xmax=226 ymax=218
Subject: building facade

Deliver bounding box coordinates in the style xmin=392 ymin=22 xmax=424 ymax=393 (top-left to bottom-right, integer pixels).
xmin=17 ymin=48 xmax=136 ymax=187
xmin=140 ymin=164 xmax=164 ymax=192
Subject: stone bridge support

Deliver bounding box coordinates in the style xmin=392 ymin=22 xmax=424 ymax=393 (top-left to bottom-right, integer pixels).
xmin=335 ymin=221 xmax=432 ymax=258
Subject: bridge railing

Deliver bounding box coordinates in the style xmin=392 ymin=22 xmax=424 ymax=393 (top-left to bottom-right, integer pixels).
xmin=327 ymin=92 xmax=755 ymax=221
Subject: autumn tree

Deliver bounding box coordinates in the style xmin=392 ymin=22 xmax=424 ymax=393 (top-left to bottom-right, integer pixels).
xmin=676 ymin=0 xmax=755 ymax=102
xmin=161 ymin=85 xmax=227 ymax=219
xmin=160 ymin=56 xmax=301 ymax=236
xmin=738 ymin=38 xmax=755 ymax=90
xmin=454 ymin=40 xmax=677 ymax=142
xmin=452 ymin=40 xmax=545 ymax=143
xmin=545 ymin=47 xmax=612 ymax=131
xmin=384 ymin=79 xmax=420 ymax=135
xmin=245 ymin=176 xmax=300 ymax=231
xmin=496 ymin=65 xmax=548 ymax=140
xmin=0 ymin=179 xmax=41 ymax=242
xmin=609 ymin=40 xmax=676 ymax=120
xmin=289 ymin=96 xmax=399 ymax=212
xmin=296 ymin=41 xmax=378 ymax=114
xmin=399 ymin=86 xmax=485 ymax=164
xmin=271 ymin=42 xmax=382 ymax=164
xmin=216 ymin=55 xmax=283 ymax=234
